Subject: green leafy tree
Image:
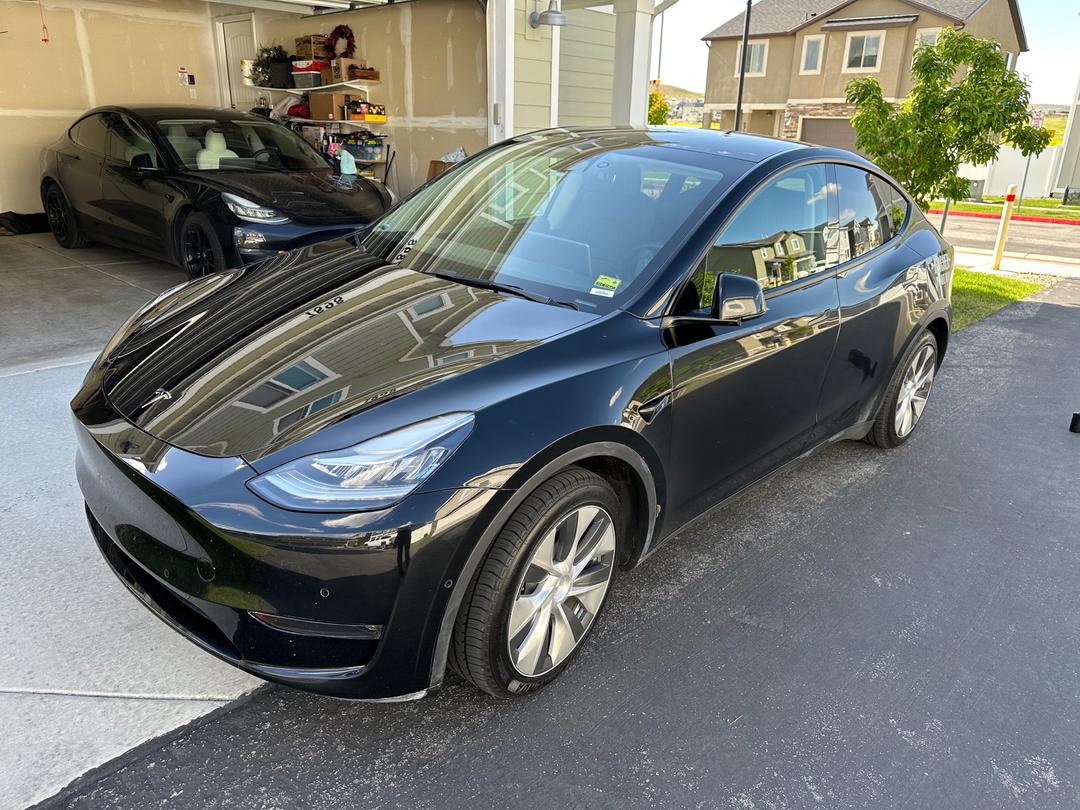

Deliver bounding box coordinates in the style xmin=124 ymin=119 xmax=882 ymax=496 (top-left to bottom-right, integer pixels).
xmin=845 ymin=28 xmax=1050 ymax=208
xmin=648 ymin=90 xmax=670 ymax=126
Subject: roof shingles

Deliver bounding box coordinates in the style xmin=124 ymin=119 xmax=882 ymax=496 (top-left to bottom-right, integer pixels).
xmin=703 ymin=0 xmax=1009 ymax=41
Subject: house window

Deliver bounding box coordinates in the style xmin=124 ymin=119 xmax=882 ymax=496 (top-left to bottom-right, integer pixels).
xmin=843 ymin=31 xmax=884 ymax=72
xmin=801 ymin=35 xmax=824 ymax=74
xmin=236 ymin=358 xmax=336 ymax=411
xmin=915 ymin=28 xmax=941 ymax=50
xmin=408 ymin=292 xmax=452 ymax=320
xmin=274 ymin=388 xmax=347 ymax=432
xmin=735 ymin=40 xmax=768 ymax=77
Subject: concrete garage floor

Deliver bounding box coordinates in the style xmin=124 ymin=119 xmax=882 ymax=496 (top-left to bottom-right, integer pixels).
xmin=0 ymin=235 xmax=260 ymax=809
xmin=14 ymin=238 xmax=1078 ymax=810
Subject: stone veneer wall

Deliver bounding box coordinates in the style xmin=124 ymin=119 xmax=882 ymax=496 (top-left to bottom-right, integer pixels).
xmin=781 ymin=102 xmax=857 ymax=140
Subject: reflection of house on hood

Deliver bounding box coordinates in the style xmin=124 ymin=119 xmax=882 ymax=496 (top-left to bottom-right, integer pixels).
xmin=103 ymin=243 xmax=588 ymax=458
xmin=710 ymin=228 xmax=825 ymax=288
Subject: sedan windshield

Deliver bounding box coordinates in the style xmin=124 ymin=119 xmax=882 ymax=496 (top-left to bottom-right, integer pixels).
xmin=150 ymin=117 xmax=327 ymax=172
xmin=360 ymin=132 xmax=738 ymax=312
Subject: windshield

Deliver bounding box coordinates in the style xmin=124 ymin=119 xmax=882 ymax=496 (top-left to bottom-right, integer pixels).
xmin=359 ymin=133 xmax=737 ymax=312
xmin=151 ymin=117 xmax=327 ymax=172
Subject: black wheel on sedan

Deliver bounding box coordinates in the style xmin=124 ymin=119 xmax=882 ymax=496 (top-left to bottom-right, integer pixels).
xmin=179 ymin=211 xmax=225 ymax=278
xmin=450 ymin=467 xmax=620 ymax=698
xmin=44 ymin=183 xmax=88 ymax=250
xmin=866 ymin=330 xmax=939 ymax=448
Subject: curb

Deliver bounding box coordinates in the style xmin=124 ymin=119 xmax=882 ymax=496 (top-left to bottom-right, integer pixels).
xmin=928 ymin=208 xmax=1080 ymax=226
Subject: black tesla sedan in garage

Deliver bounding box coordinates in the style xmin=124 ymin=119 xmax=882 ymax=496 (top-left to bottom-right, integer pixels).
xmin=72 ymin=127 xmax=952 ymax=701
xmin=41 ymin=106 xmax=390 ymax=277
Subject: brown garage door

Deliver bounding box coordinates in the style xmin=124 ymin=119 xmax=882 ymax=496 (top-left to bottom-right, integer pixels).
xmin=800 ymin=117 xmax=861 ymax=154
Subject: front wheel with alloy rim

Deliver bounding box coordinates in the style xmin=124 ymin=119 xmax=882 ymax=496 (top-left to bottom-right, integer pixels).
xmin=866 ymin=330 xmax=939 ymax=448
xmin=178 ymin=211 xmax=225 ymax=279
xmin=450 ymin=467 xmax=621 ymax=698
xmin=44 ymin=184 xmax=88 ymax=250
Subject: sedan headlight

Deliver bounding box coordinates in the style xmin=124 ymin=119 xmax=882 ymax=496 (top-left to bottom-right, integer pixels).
xmin=222 ymin=192 xmax=290 ymax=224
xmin=248 ymin=413 xmax=474 ymax=511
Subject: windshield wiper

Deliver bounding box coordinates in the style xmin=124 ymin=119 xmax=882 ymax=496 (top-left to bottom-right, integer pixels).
xmin=426 ymin=269 xmax=579 ymax=310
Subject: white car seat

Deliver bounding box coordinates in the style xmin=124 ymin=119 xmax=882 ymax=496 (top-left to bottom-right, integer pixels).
xmin=166 ymin=125 xmax=202 ymax=165
xmin=195 ymin=131 xmax=238 ymax=170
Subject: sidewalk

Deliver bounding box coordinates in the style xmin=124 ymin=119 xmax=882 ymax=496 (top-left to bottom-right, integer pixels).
xmin=954 ymin=246 xmax=1080 ymax=279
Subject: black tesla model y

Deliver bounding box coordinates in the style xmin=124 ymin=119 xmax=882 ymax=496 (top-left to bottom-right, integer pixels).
xmin=41 ymin=106 xmax=390 ymax=277
xmin=72 ymin=127 xmax=952 ymax=700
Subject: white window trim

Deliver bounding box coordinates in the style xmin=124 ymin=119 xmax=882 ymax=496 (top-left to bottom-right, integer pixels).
xmin=914 ymin=27 xmax=942 ymax=50
xmin=233 ymin=357 xmax=340 ymax=413
xmin=841 ymin=30 xmax=886 ymax=74
xmin=734 ymin=39 xmax=769 ymax=78
xmin=799 ymin=35 xmax=825 ymax=75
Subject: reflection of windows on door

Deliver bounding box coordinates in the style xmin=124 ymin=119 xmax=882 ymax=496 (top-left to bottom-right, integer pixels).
xmin=693 ymin=163 xmax=830 ymax=297
xmin=834 ymin=165 xmax=909 ymax=264
xmin=234 ymin=358 xmax=337 ymax=411
xmin=274 ymin=388 xmax=347 ymax=432
xmin=843 ymin=31 xmax=883 ymax=73
xmin=408 ymin=292 xmax=452 ymax=320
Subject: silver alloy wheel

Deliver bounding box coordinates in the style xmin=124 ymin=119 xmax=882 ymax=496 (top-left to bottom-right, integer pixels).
xmin=507 ymin=504 xmax=617 ymax=678
xmin=894 ymin=343 xmax=937 ymax=438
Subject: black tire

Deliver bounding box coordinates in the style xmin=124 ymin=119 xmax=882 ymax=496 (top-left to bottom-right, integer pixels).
xmin=178 ymin=211 xmax=225 ymax=279
xmin=865 ymin=330 xmax=939 ymax=448
xmin=449 ymin=466 xmax=621 ymax=699
xmin=44 ymin=183 xmax=89 ymax=249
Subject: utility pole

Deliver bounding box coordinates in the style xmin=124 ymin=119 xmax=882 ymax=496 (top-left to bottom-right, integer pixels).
xmin=734 ymin=0 xmax=751 ymax=131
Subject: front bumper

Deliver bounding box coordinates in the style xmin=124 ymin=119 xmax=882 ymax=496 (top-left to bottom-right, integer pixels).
xmin=229 ymin=221 xmax=363 ymax=264
xmin=73 ymin=393 xmax=503 ymax=699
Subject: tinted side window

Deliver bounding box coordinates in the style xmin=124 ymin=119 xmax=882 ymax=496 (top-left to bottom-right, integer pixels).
xmin=675 ymin=164 xmax=831 ymax=316
xmin=835 ymin=165 xmax=906 ymax=263
xmin=103 ymin=114 xmax=159 ymax=167
xmin=70 ymin=114 xmax=108 ymax=155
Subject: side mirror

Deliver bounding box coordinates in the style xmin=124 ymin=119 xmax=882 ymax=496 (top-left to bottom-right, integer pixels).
xmin=712 ymin=272 xmax=766 ymax=323
xmin=129 ymin=153 xmax=155 ymax=171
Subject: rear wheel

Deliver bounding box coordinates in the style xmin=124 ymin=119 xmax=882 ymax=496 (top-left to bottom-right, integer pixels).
xmin=44 ymin=183 xmax=88 ymax=249
xmin=450 ymin=467 xmax=620 ymax=698
xmin=178 ymin=212 xmax=225 ymax=279
xmin=866 ymin=331 xmax=938 ymax=448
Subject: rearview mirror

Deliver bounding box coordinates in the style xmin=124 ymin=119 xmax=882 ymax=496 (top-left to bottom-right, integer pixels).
xmin=129 ymin=153 xmax=155 ymax=171
xmin=712 ymin=272 xmax=766 ymax=323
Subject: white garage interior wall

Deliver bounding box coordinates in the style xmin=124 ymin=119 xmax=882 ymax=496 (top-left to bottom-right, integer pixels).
xmin=0 ymin=0 xmax=224 ymax=214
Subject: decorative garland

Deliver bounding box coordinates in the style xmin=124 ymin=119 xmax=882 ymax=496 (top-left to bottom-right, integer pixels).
xmin=326 ymin=25 xmax=355 ymax=59
xmin=250 ymin=44 xmax=288 ymax=87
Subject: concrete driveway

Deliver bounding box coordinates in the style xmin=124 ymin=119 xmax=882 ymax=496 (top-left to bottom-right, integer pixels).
xmin=9 ymin=228 xmax=1078 ymax=809
xmin=0 ymin=235 xmax=260 ymax=809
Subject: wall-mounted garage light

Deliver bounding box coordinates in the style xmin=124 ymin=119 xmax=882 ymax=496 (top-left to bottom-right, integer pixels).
xmin=529 ymin=0 xmax=566 ymax=28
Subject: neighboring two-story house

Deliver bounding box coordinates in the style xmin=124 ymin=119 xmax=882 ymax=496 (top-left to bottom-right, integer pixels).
xmin=701 ymin=0 xmax=1028 ymax=150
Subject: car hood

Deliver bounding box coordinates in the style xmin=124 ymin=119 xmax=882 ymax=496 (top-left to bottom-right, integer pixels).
xmin=100 ymin=242 xmax=595 ymax=458
xmin=194 ymin=170 xmax=386 ymax=225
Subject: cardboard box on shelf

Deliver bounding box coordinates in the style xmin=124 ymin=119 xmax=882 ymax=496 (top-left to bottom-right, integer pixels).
xmin=295 ymin=35 xmax=328 ymax=59
xmin=322 ymin=58 xmax=380 ymax=84
xmin=309 ymin=93 xmax=348 ymax=121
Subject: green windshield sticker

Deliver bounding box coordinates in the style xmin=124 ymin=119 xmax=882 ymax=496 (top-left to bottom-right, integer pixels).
xmin=593 ymin=275 xmax=622 ymax=291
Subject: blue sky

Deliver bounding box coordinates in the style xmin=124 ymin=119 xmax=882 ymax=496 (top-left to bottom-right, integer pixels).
xmin=650 ymin=0 xmax=1078 ymax=105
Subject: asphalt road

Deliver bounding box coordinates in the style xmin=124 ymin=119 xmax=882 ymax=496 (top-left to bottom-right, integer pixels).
xmin=940 ymin=215 xmax=1080 ymax=261
xmin=40 ymin=282 xmax=1080 ymax=809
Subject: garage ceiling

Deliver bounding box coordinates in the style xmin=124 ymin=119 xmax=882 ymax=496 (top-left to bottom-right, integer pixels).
xmin=204 ymin=0 xmax=400 ymax=13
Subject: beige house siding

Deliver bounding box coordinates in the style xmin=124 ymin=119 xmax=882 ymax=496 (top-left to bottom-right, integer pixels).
xmin=513 ymin=0 xmax=554 ymax=134
xmin=0 ymin=0 xmax=223 ymax=214
xmin=254 ymin=0 xmax=487 ymax=196
xmin=705 ymin=0 xmax=1026 ymax=146
xmin=558 ymin=7 xmax=616 ymax=127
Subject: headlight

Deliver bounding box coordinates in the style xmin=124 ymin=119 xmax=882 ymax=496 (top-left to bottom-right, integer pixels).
xmin=222 ymin=192 xmax=289 ymax=224
xmin=247 ymin=413 xmax=474 ymax=511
